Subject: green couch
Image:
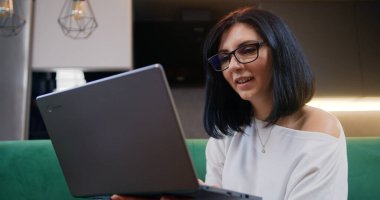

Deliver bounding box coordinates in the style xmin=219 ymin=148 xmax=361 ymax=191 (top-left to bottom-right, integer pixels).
xmin=0 ymin=138 xmax=379 ymax=200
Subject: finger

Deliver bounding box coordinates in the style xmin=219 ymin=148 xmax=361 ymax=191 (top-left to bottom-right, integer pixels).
xmin=111 ymin=195 xmax=158 ymax=200
xmin=197 ymin=179 xmax=205 ymax=185
xmin=110 ymin=195 xmax=123 ymax=200
xmin=110 ymin=195 xmax=144 ymax=200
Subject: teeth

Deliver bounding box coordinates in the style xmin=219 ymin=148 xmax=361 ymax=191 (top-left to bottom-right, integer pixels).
xmin=236 ymin=77 xmax=253 ymax=84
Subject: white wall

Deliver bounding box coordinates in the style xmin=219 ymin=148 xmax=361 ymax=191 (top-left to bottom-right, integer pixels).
xmin=32 ymin=0 xmax=133 ymax=71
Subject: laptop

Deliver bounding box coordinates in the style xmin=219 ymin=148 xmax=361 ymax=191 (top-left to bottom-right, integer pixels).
xmin=36 ymin=64 xmax=262 ymax=200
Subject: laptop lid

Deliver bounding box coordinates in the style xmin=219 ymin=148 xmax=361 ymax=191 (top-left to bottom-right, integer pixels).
xmin=37 ymin=64 xmax=199 ymax=197
xmin=37 ymin=64 xmax=261 ymax=200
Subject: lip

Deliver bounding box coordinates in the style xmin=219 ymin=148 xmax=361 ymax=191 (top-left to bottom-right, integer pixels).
xmin=234 ymin=76 xmax=254 ymax=89
xmin=235 ymin=77 xmax=253 ymax=84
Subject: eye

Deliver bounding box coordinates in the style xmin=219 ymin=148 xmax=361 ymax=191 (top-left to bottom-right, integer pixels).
xmin=238 ymin=44 xmax=258 ymax=55
xmin=218 ymin=53 xmax=230 ymax=63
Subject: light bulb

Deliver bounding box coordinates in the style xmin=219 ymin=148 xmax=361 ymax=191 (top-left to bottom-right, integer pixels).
xmin=71 ymin=0 xmax=84 ymax=21
xmin=0 ymin=0 xmax=26 ymax=37
xmin=0 ymin=0 xmax=13 ymax=17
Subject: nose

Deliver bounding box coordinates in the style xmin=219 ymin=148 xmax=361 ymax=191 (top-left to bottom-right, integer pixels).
xmin=228 ymin=54 xmax=243 ymax=70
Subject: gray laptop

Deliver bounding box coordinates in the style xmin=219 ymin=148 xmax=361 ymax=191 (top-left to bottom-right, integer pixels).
xmin=36 ymin=64 xmax=261 ymax=200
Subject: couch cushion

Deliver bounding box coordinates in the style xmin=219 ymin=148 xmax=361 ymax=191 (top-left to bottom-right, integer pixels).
xmin=2 ymin=138 xmax=380 ymax=200
xmin=186 ymin=139 xmax=207 ymax=181
xmin=0 ymin=139 xmax=208 ymax=200
xmin=347 ymin=137 xmax=380 ymax=200
xmin=0 ymin=140 xmax=84 ymax=200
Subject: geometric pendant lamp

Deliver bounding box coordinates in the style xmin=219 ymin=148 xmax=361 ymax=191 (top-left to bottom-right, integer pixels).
xmin=0 ymin=0 xmax=26 ymax=37
xmin=57 ymin=0 xmax=98 ymax=39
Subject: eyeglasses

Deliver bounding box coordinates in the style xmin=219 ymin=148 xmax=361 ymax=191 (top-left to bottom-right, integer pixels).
xmin=208 ymin=41 xmax=265 ymax=71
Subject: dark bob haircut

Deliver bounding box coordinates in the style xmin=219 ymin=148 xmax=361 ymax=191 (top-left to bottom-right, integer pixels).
xmin=203 ymin=7 xmax=315 ymax=138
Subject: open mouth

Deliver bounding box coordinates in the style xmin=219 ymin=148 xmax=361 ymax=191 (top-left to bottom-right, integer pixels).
xmin=235 ymin=77 xmax=253 ymax=84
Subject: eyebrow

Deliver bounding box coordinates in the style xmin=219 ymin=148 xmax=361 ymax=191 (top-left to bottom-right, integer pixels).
xmin=218 ymin=40 xmax=263 ymax=54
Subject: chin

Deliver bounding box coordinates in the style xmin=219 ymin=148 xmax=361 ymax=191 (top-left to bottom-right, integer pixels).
xmin=238 ymin=92 xmax=254 ymax=101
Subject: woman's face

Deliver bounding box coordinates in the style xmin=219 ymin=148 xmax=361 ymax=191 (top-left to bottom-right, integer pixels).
xmin=219 ymin=23 xmax=273 ymax=103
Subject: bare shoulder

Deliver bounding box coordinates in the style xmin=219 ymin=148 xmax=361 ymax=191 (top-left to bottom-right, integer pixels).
xmin=300 ymin=106 xmax=341 ymax=138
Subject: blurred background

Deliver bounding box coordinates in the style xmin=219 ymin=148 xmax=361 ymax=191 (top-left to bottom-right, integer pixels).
xmin=0 ymin=0 xmax=379 ymax=140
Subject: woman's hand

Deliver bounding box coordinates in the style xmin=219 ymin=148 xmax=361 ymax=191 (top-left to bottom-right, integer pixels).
xmin=110 ymin=195 xmax=151 ymax=200
xmin=110 ymin=195 xmax=191 ymax=200
xmin=198 ymin=179 xmax=220 ymax=188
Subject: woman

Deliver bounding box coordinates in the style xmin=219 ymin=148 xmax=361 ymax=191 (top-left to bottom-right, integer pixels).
xmin=112 ymin=6 xmax=348 ymax=200
xmin=203 ymin=6 xmax=347 ymax=200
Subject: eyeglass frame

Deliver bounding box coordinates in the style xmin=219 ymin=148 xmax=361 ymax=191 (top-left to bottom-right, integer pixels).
xmin=207 ymin=41 xmax=266 ymax=72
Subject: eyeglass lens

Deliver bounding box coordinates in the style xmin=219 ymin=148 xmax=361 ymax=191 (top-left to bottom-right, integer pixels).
xmin=208 ymin=42 xmax=262 ymax=71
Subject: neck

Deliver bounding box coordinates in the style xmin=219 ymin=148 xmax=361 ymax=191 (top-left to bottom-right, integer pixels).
xmin=251 ymin=95 xmax=272 ymax=121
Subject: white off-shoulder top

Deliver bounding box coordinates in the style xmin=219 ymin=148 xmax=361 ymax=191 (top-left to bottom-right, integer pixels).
xmin=205 ymin=118 xmax=348 ymax=200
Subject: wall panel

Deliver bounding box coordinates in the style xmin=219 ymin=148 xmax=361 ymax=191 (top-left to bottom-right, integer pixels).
xmin=356 ymin=2 xmax=380 ymax=96
xmin=263 ymin=2 xmax=362 ymax=96
xmin=0 ymin=0 xmax=33 ymax=140
xmin=32 ymin=0 xmax=133 ymax=71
